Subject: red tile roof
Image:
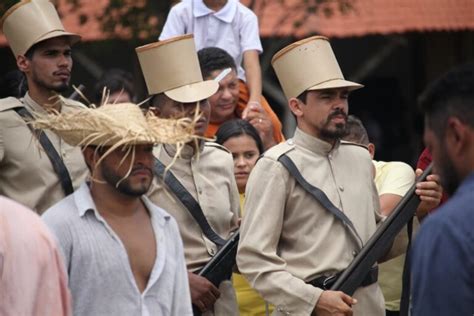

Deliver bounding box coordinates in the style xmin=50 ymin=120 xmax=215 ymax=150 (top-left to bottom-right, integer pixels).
xmin=248 ymin=0 xmax=474 ymax=38
xmin=1 ymin=0 xmax=473 ymax=48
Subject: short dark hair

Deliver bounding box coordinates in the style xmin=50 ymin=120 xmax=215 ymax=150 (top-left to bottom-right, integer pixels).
xmin=197 ymin=47 xmax=237 ymax=79
xmin=215 ymin=119 xmax=264 ymax=154
xmin=24 ymin=41 xmax=41 ymax=60
xmin=419 ymin=63 xmax=474 ymax=137
xmin=94 ymin=69 xmax=135 ymax=104
xmin=343 ymin=115 xmax=370 ymax=145
xmin=296 ymin=90 xmax=308 ymax=104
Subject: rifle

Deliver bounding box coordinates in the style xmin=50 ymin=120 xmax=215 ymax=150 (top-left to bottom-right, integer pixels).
xmin=198 ymin=230 xmax=240 ymax=286
xmin=192 ymin=230 xmax=239 ymax=315
xmin=329 ymin=164 xmax=433 ymax=295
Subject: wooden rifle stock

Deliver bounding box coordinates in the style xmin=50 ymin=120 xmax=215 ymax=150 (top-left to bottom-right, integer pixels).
xmin=330 ymin=164 xmax=433 ymax=295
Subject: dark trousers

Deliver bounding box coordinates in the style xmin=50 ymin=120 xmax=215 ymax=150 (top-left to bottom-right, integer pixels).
xmin=386 ymin=310 xmax=399 ymax=316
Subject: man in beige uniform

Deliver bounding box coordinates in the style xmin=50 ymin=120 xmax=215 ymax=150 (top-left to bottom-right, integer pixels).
xmin=136 ymin=35 xmax=240 ymax=315
xmin=0 ymin=0 xmax=88 ymax=214
xmin=237 ymin=36 xmax=385 ymax=316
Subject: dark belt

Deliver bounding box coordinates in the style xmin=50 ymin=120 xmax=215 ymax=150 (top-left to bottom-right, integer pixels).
xmin=308 ymin=266 xmax=378 ymax=290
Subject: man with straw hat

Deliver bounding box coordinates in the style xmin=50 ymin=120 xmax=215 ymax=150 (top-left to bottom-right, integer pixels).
xmin=136 ymin=34 xmax=240 ymax=315
xmin=0 ymin=0 xmax=88 ymax=214
xmin=237 ymin=36 xmax=386 ymax=315
xmin=39 ymin=102 xmax=196 ymax=315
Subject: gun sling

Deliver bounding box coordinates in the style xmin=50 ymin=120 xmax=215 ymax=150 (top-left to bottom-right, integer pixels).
xmin=277 ymin=154 xmax=363 ymax=248
xmin=278 ymin=154 xmax=375 ymax=290
xmin=14 ymin=107 xmax=74 ymax=196
xmin=154 ymin=158 xmax=226 ymax=247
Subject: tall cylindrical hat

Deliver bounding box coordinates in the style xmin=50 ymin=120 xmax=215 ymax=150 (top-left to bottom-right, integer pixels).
xmin=135 ymin=34 xmax=218 ymax=103
xmin=1 ymin=0 xmax=81 ymax=57
xmin=272 ymin=36 xmax=363 ymax=99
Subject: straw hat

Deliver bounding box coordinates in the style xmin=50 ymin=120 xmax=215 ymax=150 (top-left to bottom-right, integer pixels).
xmin=271 ymin=36 xmax=363 ymax=99
xmin=31 ymin=102 xmax=198 ymax=148
xmin=136 ymin=34 xmax=218 ymax=103
xmin=1 ymin=0 xmax=81 ymax=57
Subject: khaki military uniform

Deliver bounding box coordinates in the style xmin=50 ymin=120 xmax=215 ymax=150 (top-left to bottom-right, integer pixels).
xmin=237 ymin=128 xmax=385 ymax=316
xmin=148 ymin=142 xmax=240 ymax=316
xmin=0 ymin=93 xmax=88 ymax=214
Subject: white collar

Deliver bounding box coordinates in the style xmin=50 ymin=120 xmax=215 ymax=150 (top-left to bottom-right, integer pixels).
xmin=193 ymin=0 xmax=238 ymax=23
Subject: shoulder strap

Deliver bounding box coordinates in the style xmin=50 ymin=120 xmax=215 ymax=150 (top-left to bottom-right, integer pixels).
xmin=154 ymin=158 xmax=226 ymax=247
xmin=277 ymin=154 xmax=363 ymax=249
xmin=14 ymin=107 xmax=74 ymax=196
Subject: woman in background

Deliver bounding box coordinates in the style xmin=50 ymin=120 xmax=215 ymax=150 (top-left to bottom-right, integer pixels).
xmin=216 ymin=119 xmax=272 ymax=316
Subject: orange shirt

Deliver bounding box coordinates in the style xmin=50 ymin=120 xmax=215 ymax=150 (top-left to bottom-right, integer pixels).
xmin=205 ymin=80 xmax=285 ymax=143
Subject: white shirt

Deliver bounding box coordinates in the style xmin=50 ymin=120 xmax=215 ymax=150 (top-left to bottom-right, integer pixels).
xmin=42 ymin=182 xmax=192 ymax=316
xmin=159 ymin=0 xmax=263 ymax=80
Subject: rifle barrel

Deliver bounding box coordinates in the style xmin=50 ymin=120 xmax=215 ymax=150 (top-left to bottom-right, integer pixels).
xmin=330 ymin=164 xmax=433 ymax=294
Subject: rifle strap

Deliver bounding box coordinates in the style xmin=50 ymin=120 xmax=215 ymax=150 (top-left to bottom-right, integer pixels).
xmin=399 ymin=216 xmax=414 ymax=316
xmin=154 ymin=158 xmax=226 ymax=247
xmin=278 ymin=154 xmax=363 ymax=248
xmin=14 ymin=107 xmax=74 ymax=196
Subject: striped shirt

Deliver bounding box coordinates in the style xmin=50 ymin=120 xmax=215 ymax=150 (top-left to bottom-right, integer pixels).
xmin=42 ymin=182 xmax=192 ymax=316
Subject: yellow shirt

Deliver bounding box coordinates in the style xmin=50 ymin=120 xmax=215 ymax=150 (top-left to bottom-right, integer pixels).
xmin=233 ymin=193 xmax=274 ymax=315
xmin=373 ymin=160 xmax=415 ymax=311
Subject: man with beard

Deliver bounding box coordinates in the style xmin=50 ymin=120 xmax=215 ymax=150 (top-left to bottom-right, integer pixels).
xmin=411 ymin=64 xmax=474 ymax=315
xmin=41 ymin=103 xmax=195 ymax=315
xmin=136 ymin=35 xmax=240 ymax=315
xmin=0 ymin=0 xmax=88 ymax=214
xmin=238 ymin=36 xmax=385 ymax=316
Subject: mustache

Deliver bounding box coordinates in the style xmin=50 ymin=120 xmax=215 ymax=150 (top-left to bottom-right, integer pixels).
xmin=328 ymin=109 xmax=348 ymax=121
xmin=131 ymin=165 xmax=152 ymax=174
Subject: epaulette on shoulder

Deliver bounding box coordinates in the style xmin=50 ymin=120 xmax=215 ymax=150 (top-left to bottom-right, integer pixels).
xmin=0 ymin=97 xmax=24 ymax=112
xmin=340 ymin=140 xmax=370 ymax=150
xmin=204 ymin=141 xmax=231 ymax=154
xmin=264 ymin=138 xmax=296 ymax=160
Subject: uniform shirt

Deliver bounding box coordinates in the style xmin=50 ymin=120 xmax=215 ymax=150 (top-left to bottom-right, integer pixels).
xmin=148 ymin=142 xmax=240 ymax=316
xmin=411 ymin=172 xmax=474 ymax=316
xmin=373 ymin=160 xmax=415 ymax=311
xmin=238 ymin=128 xmax=385 ymax=316
xmin=0 ymin=196 xmax=71 ymax=316
xmin=159 ymin=0 xmax=263 ymax=80
xmin=0 ymin=93 xmax=88 ymax=214
xmin=42 ymin=183 xmax=192 ymax=316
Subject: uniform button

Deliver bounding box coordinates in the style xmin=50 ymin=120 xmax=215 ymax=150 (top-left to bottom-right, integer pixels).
xmin=352 ymin=251 xmax=358 ymax=257
xmin=339 ymin=186 xmax=344 ymax=192
xmin=287 ymin=139 xmax=294 ymax=145
xmin=209 ymin=248 xmax=216 ymax=256
xmin=62 ymin=151 xmax=67 ymax=158
xmin=328 ymin=154 xmax=332 ymax=160
xmin=198 ymin=188 xmax=203 ymax=195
